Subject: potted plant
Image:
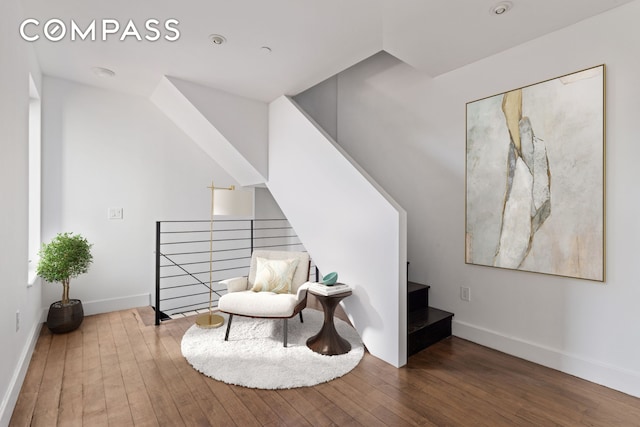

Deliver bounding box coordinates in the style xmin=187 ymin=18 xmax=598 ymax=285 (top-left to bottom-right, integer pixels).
xmin=37 ymin=232 xmax=93 ymax=333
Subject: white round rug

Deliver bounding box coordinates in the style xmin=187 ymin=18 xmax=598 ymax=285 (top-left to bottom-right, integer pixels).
xmin=181 ymin=309 xmax=364 ymax=389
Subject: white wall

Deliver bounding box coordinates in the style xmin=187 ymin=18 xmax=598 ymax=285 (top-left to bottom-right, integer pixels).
xmin=294 ymin=76 xmax=338 ymax=141
xmin=254 ymin=187 xmax=286 ymax=219
xmin=0 ymin=0 xmax=44 ymax=424
xmin=268 ymin=96 xmax=407 ymax=367
xmin=296 ymin=1 xmax=640 ymax=397
xmin=41 ymin=77 xmax=240 ymax=315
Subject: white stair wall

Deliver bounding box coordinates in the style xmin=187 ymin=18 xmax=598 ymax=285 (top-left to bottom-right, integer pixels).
xmin=268 ymin=96 xmax=408 ymax=367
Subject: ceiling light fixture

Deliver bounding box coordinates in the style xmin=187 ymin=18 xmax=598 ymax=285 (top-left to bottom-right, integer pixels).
xmin=91 ymin=66 xmax=116 ymax=78
xmin=209 ymin=34 xmax=227 ymax=45
xmin=491 ymin=1 xmax=513 ymax=15
xmin=260 ymin=46 xmax=272 ymax=54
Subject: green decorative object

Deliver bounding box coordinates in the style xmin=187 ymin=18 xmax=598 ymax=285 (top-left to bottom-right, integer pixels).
xmin=37 ymin=232 xmax=93 ymax=333
xmin=322 ymin=272 xmax=338 ymax=286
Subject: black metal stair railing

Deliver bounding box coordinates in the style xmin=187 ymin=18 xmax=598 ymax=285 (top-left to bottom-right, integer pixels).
xmin=154 ymin=219 xmax=317 ymax=325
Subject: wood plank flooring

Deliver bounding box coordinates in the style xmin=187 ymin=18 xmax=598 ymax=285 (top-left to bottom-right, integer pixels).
xmin=10 ymin=307 xmax=640 ymax=426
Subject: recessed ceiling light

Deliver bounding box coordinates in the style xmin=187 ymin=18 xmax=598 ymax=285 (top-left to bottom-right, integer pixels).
xmin=209 ymin=34 xmax=227 ymax=45
xmin=260 ymin=46 xmax=272 ymax=54
xmin=491 ymin=1 xmax=513 ymax=15
xmin=91 ymin=67 xmax=116 ymax=78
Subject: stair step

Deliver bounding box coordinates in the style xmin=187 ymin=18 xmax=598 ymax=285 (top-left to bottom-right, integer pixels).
xmin=408 ymin=281 xmax=430 ymax=311
xmin=408 ymin=307 xmax=454 ymax=356
xmin=408 ymin=281 xmax=430 ymax=294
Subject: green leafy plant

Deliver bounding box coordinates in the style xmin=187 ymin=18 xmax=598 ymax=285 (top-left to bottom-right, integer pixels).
xmin=37 ymin=232 xmax=93 ymax=305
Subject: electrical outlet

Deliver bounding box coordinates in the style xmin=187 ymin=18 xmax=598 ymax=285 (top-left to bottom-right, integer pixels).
xmin=16 ymin=310 xmax=20 ymax=332
xmin=460 ymin=287 xmax=471 ymax=302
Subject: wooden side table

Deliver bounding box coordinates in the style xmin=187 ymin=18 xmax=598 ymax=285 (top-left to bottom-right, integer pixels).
xmin=306 ymin=290 xmax=352 ymax=355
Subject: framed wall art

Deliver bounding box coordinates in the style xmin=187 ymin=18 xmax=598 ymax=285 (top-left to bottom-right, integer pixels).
xmin=465 ymin=65 xmax=605 ymax=281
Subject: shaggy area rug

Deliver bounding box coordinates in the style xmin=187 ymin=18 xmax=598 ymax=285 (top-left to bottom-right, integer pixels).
xmin=181 ymin=309 xmax=364 ymax=389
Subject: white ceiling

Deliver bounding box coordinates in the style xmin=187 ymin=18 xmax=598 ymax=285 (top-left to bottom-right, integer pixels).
xmin=22 ymin=0 xmax=634 ymax=102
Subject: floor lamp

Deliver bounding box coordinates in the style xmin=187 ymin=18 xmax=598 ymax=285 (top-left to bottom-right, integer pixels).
xmin=195 ymin=181 xmax=252 ymax=329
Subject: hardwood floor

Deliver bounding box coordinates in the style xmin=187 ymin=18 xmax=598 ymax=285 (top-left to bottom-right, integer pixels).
xmin=10 ymin=307 xmax=640 ymax=426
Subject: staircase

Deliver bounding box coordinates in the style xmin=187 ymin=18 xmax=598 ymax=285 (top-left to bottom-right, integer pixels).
xmin=407 ymin=282 xmax=454 ymax=357
xmin=152 ymin=87 xmax=408 ymax=367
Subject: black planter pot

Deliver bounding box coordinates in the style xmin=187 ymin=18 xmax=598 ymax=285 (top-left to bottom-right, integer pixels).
xmin=47 ymin=299 xmax=84 ymax=334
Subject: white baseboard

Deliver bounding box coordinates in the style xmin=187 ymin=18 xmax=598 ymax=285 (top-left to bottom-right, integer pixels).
xmin=453 ymin=319 xmax=640 ymax=398
xmin=0 ymin=319 xmax=43 ymax=427
xmin=82 ymin=293 xmax=151 ymax=316
xmin=38 ymin=293 xmax=152 ymax=323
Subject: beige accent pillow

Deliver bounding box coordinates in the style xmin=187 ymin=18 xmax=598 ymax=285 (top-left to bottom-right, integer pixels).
xmin=250 ymin=257 xmax=300 ymax=294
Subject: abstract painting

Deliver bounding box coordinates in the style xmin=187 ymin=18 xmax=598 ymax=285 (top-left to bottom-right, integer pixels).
xmin=465 ymin=65 xmax=605 ymax=281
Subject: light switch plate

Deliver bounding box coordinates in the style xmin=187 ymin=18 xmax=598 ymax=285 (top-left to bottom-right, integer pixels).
xmin=108 ymin=207 xmax=123 ymax=220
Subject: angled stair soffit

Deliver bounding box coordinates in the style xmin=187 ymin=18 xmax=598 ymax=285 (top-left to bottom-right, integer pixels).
xmin=150 ymin=76 xmax=266 ymax=187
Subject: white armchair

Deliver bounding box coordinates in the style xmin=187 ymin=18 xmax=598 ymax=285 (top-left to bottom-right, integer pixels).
xmin=218 ymin=250 xmax=311 ymax=347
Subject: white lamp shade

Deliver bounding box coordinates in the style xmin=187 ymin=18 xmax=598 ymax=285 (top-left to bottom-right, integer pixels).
xmin=213 ymin=187 xmax=254 ymax=217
